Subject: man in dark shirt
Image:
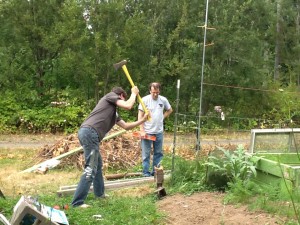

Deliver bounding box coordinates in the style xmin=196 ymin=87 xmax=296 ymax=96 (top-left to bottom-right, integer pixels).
xmin=71 ymin=86 xmax=148 ymax=207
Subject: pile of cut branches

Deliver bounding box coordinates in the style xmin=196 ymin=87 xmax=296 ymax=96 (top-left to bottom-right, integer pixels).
xmin=36 ymin=128 xmax=248 ymax=171
xmin=37 ymin=127 xmax=142 ymax=170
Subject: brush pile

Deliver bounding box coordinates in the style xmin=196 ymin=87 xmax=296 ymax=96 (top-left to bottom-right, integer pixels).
xmin=37 ymin=127 xmax=142 ymax=170
xmin=36 ymin=127 xmax=248 ymax=171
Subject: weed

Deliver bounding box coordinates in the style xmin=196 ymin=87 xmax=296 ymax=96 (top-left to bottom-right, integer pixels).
xmin=167 ymin=157 xmax=208 ymax=194
xmin=205 ymin=145 xmax=258 ymax=188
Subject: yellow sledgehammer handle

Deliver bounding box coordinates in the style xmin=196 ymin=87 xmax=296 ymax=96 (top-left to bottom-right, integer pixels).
xmin=121 ymin=65 xmax=149 ymax=117
xmin=113 ymin=59 xmax=150 ymax=120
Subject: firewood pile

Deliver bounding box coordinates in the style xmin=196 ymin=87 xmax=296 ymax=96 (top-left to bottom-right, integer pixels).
xmin=37 ymin=127 xmax=142 ymax=170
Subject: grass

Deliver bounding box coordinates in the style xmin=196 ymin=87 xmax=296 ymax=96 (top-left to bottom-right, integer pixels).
xmin=1 ymin=135 xmax=300 ymax=224
xmin=0 ymin=193 xmax=163 ymax=225
xmin=0 ymin=147 xmax=168 ymax=224
xmin=223 ymin=179 xmax=300 ymax=224
xmin=0 ymin=148 xmax=81 ymax=197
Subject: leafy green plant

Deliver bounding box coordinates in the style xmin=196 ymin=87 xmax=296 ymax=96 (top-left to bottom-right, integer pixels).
xmin=168 ymin=157 xmax=207 ymax=194
xmin=1 ymin=104 xmax=90 ymax=134
xmin=224 ymin=179 xmax=261 ymax=204
xmin=205 ymin=145 xmax=258 ymax=185
xmin=276 ymin=156 xmax=300 ymax=224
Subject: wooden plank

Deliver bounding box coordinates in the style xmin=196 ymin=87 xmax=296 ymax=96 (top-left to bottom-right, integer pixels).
xmin=57 ymin=175 xmax=170 ymax=196
xmin=105 ymin=172 xmax=142 ymax=180
xmin=59 ymin=177 xmax=150 ymax=191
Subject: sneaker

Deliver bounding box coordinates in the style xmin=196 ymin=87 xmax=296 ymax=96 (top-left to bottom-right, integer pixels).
xmin=98 ymin=193 xmax=109 ymax=198
xmin=143 ymin=173 xmax=151 ymax=177
xmin=79 ymin=204 xmax=90 ymax=208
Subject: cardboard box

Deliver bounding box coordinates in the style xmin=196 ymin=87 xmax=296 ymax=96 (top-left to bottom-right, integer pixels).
xmin=10 ymin=196 xmax=69 ymax=225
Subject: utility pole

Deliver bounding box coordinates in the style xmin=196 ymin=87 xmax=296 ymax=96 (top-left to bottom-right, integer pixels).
xmin=196 ymin=0 xmax=210 ymax=151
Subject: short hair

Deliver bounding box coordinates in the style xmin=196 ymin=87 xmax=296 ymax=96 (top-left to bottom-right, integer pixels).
xmin=111 ymin=87 xmax=128 ymax=99
xmin=149 ymin=82 xmax=161 ymax=91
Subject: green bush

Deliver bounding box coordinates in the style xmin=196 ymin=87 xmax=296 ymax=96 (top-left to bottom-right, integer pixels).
xmin=16 ymin=106 xmax=87 ymax=133
xmin=205 ymin=145 xmax=258 ymax=186
xmin=0 ymin=99 xmax=89 ymax=133
xmin=0 ymin=97 xmax=146 ymax=133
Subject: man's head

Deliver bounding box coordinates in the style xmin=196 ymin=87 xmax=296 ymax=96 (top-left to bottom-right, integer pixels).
xmin=112 ymin=87 xmax=127 ymax=100
xmin=149 ymin=82 xmax=161 ymax=100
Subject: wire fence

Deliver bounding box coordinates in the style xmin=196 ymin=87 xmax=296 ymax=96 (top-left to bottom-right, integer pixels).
xmin=175 ymin=113 xmax=295 ymax=133
xmin=168 ymin=113 xmax=298 ymax=150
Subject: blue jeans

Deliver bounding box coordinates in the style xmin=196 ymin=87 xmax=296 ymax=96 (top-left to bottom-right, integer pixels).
xmin=141 ymin=132 xmax=163 ymax=176
xmin=71 ymin=127 xmax=104 ymax=207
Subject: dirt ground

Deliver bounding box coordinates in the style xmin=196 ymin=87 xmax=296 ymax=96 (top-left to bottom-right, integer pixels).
xmin=0 ymin=133 xmax=287 ymax=225
xmin=157 ymin=192 xmax=283 ymax=225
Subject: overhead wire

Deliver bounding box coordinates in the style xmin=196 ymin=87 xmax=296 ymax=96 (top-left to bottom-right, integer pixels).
xmin=203 ymin=82 xmax=299 ymax=94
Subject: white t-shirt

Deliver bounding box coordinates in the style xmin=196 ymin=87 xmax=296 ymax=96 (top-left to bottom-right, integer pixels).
xmin=138 ymin=95 xmax=171 ymax=134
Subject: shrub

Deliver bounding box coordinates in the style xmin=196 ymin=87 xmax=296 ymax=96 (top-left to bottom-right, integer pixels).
xmin=205 ymin=145 xmax=258 ymax=188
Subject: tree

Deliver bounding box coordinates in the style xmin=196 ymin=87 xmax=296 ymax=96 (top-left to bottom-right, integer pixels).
xmin=0 ymin=0 xmax=87 ymax=105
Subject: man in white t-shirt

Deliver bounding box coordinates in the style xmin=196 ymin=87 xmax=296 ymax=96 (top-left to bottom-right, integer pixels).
xmin=138 ymin=82 xmax=173 ymax=177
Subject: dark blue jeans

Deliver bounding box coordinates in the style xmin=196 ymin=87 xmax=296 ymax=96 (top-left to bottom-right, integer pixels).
xmin=141 ymin=132 xmax=164 ymax=176
xmin=71 ymin=127 xmax=104 ymax=207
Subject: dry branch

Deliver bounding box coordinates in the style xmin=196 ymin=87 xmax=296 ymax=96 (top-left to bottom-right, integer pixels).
xmin=25 ymin=127 xmax=142 ymax=173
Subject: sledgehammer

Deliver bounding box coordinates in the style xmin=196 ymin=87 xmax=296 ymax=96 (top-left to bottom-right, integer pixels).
xmin=113 ymin=60 xmax=150 ymax=118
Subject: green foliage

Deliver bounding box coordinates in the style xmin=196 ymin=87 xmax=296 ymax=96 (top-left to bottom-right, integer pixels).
xmin=205 ymin=145 xmax=258 ymax=184
xmin=0 ymin=93 xmax=149 ymax=134
xmin=0 ymin=96 xmax=22 ymax=132
xmin=223 ymin=179 xmax=300 ymax=224
xmin=168 ymin=157 xmax=207 ymax=195
xmin=0 ymin=96 xmax=89 ymax=133
xmin=1 ymin=0 xmax=300 ymax=132
xmin=166 ymin=152 xmax=299 ymax=223
xmin=224 ymin=179 xmax=265 ymax=204
xmin=18 ymin=106 xmax=85 ymax=133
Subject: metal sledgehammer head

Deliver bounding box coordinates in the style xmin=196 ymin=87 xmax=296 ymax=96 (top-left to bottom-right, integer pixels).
xmin=113 ymin=60 xmax=127 ymax=71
